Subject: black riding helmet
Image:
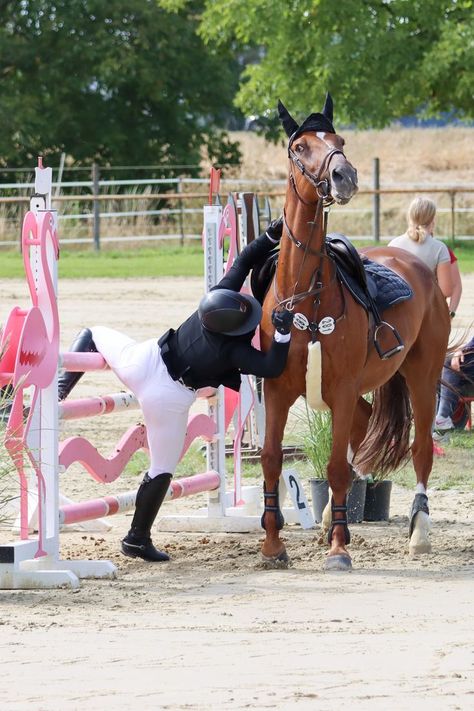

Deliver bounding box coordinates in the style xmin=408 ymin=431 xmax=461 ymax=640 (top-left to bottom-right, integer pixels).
xmin=198 ymin=288 xmax=262 ymax=337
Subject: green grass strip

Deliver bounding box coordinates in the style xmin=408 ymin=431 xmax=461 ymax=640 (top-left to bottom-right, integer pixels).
xmin=0 ymin=240 xmax=473 ymax=279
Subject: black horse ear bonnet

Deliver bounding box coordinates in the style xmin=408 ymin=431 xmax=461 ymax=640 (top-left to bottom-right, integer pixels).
xmin=277 ymin=93 xmax=336 ymax=140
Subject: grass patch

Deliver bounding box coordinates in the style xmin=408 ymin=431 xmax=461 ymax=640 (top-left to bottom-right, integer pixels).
xmin=0 ymin=239 xmax=473 ymax=279
xmin=391 ymin=430 xmax=473 ymax=491
xmin=122 ymin=427 xmax=473 ymax=493
xmin=0 ymin=245 xmax=205 ymax=279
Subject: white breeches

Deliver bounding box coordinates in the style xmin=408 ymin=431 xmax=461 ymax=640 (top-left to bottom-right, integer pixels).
xmin=90 ymin=326 xmax=196 ymax=478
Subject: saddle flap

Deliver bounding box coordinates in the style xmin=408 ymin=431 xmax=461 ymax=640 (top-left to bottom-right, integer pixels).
xmin=326 ymin=232 xmax=369 ymax=290
xmin=250 ymin=248 xmax=279 ymax=304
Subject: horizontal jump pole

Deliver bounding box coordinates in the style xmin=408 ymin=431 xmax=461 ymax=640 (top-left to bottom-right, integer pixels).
xmin=59 ymin=352 xmax=108 ymax=372
xmin=58 ymin=470 xmax=221 ymax=526
xmin=59 ymin=392 xmax=139 ymax=420
xmin=58 ymin=388 xmax=217 ymax=422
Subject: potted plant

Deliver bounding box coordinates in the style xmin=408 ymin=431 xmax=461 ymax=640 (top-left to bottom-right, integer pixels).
xmin=303 ymin=406 xmax=367 ymax=523
xmin=303 ymin=407 xmax=332 ymax=523
xmin=363 ymin=472 xmax=392 ymax=521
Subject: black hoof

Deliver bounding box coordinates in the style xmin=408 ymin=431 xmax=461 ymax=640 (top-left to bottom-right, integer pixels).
xmin=324 ymin=554 xmax=352 ymax=572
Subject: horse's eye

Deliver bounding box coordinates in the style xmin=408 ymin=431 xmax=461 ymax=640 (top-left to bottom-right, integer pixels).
xmin=295 ymin=143 xmax=305 ymax=154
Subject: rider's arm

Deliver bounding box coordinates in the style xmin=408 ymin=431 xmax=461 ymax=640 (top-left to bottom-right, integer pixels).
xmin=224 ymin=308 xmax=293 ymax=378
xmin=226 ymin=336 xmax=291 ymax=378
xmin=214 ymin=218 xmax=282 ymax=294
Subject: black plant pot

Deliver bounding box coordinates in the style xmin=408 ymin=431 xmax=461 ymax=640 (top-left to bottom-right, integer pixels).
xmin=363 ymin=480 xmax=392 ymax=521
xmin=347 ymin=477 xmax=367 ymax=523
xmin=310 ymin=477 xmax=367 ymax=524
xmin=309 ymin=478 xmax=329 ymax=523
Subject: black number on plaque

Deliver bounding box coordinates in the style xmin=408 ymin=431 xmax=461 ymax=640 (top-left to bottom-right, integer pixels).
xmin=289 ymin=475 xmax=306 ymax=510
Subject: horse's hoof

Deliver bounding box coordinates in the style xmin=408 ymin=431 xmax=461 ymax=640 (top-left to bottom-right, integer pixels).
xmin=409 ymin=540 xmax=432 ymax=556
xmin=325 ymin=554 xmax=352 ymax=572
xmin=261 ymin=550 xmax=289 ymax=569
xmin=409 ymin=510 xmax=431 ymax=556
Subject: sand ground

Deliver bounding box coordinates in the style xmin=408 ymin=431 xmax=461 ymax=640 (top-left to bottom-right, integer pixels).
xmin=0 ymin=275 xmax=473 ymax=711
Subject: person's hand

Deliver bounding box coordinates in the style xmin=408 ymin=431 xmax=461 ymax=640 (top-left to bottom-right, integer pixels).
xmin=272 ymin=308 xmax=293 ymax=334
xmin=266 ymin=216 xmax=283 ymax=243
xmin=451 ymin=350 xmax=464 ymax=372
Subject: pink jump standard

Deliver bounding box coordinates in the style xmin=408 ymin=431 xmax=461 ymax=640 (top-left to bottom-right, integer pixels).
xmin=0 ymin=161 xmax=264 ymax=589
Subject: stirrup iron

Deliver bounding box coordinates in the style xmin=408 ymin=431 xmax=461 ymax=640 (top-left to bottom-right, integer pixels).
xmin=374 ymin=321 xmax=404 ymax=360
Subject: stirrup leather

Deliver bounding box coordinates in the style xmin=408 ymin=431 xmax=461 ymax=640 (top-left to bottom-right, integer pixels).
xmin=327 ymin=499 xmax=351 ymax=545
xmin=260 ymin=484 xmax=285 ymax=531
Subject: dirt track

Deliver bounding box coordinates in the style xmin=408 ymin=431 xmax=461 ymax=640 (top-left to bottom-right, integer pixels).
xmin=0 ymin=276 xmax=473 ymax=710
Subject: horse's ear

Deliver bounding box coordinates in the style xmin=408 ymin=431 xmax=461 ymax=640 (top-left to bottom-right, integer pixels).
xmin=321 ymin=92 xmax=333 ymax=123
xmin=278 ymin=100 xmax=299 ymax=138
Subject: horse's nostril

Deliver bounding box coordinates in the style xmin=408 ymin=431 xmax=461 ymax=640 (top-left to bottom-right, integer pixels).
xmin=332 ymin=168 xmax=344 ymax=183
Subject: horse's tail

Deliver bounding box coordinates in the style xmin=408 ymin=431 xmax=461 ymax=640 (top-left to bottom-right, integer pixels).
xmin=354 ymin=371 xmax=412 ymax=476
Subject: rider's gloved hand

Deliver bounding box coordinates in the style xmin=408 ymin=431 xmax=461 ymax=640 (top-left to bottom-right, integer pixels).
xmin=272 ymin=308 xmax=293 ymax=335
xmin=265 ymin=216 xmax=283 ymax=243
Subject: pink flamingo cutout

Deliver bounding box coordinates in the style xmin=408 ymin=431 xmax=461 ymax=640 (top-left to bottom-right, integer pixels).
xmin=0 ymin=208 xmax=59 ymax=555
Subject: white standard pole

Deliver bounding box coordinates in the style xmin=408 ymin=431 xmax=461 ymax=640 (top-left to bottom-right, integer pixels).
xmin=203 ymin=204 xmax=226 ymax=517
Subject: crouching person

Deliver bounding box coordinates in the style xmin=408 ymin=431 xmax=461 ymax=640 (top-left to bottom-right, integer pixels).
xmin=57 ymin=218 xmax=294 ymax=561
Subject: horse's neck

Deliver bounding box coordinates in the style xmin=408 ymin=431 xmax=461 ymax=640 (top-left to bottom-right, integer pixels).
xmin=278 ymin=198 xmax=326 ymax=292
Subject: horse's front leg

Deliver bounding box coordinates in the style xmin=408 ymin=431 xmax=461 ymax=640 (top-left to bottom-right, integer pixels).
xmin=325 ymin=396 xmax=358 ymax=571
xmin=260 ymin=380 xmax=294 ymax=566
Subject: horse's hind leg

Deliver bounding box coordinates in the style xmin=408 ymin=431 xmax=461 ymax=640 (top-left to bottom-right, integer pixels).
xmin=260 ymin=381 xmax=296 ymax=565
xmin=402 ymin=359 xmax=442 ymax=555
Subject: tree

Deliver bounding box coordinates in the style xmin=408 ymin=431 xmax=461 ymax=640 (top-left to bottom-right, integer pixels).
xmin=197 ymin=0 xmax=474 ymax=131
xmin=0 ymin=0 xmax=241 ymax=171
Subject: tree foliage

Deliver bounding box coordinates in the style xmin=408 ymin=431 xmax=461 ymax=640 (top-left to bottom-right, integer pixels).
xmin=0 ymin=0 xmax=241 ymax=170
xmin=198 ymin=0 xmax=474 ymax=130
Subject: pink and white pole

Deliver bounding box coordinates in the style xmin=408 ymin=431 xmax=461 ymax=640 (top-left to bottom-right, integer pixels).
xmin=59 ymin=471 xmax=221 ymax=526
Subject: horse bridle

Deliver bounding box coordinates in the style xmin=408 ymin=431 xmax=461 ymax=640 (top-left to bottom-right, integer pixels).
xmin=288 ymin=133 xmax=345 ymax=204
xmin=275 ymin=134 xmax=345 ymax=312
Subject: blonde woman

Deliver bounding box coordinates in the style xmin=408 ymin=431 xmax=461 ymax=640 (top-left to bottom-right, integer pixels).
xmin=389 ymin=197 xmax=453 ymax=299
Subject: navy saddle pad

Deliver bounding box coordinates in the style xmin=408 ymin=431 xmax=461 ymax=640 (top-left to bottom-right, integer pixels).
xmin=325 ymin=233 xmax=413 ymax=314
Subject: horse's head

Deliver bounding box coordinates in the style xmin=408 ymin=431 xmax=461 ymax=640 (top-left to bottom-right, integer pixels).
xmin=278 ymin=94 xmax=358 ymax=206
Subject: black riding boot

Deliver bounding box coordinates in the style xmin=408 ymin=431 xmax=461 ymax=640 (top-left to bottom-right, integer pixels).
xmin=121 ymin=472 xmax=172 ymax=562
xmin=58 ymin=328 xmax=98 ymax=401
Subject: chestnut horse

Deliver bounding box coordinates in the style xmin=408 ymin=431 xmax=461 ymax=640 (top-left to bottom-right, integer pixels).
xmin=259 ymin=95 xmax=450 ymax=570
